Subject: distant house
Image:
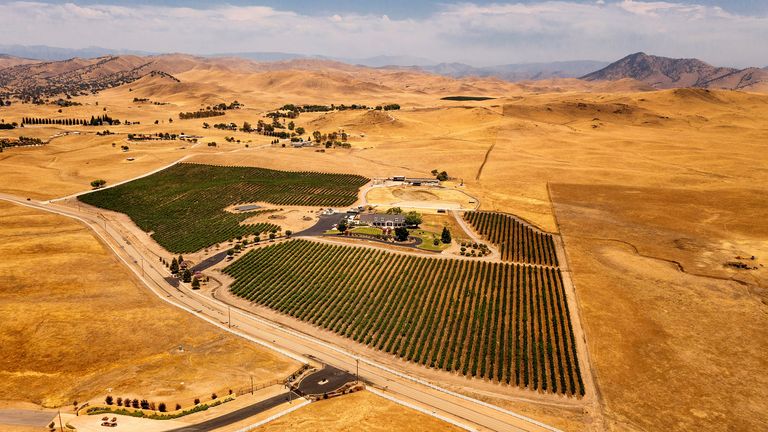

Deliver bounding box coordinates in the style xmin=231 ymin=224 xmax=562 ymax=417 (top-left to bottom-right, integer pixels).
xmin=359 ymin=213 xmax=406 ymax=228
xmin=405 ymin=177 xmax=440 ymax=186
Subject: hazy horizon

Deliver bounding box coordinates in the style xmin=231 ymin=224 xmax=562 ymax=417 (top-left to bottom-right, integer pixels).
xmin=1 ymin=0 xmax=766 ymax=68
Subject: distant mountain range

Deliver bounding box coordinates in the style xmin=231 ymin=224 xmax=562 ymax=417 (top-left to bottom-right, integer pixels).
xmin=0 ymin=44 xmax=153 ymax=61
xmin=420 ymin=60 xmax=610 ymax=81
xmin=1 ymin=44 xmax=766 ymax=91
xmin=582 ymin=52 xmax=768 ymax=91
xmin=0 ymin=44 xmax=604 ymax=81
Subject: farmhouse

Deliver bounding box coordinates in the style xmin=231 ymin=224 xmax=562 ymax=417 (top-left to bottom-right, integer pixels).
xmin=406 ymin=177 xmax=440 ymax=186
xmin=389 ymin=175 xmax=440 ymax=186
xmin=359 ymin=213 xmax=406 ymax=228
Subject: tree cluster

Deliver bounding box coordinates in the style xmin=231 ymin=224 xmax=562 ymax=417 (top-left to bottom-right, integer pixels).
xmin=22 ymin=117 xmax=87 ymax=126
xmin=376 ymin=104 xmax=401 ymax=111
xmin=0 ymin=136 xmax=44 ymax=151
xmin=394 ymin=226 xmax=410 ymax=242
xmin=213 ymin=122 xmax=237 ymax=131
xmin=179 ymin=110 xmax=224 ymax=120
xmin=404 ymin=211 xmax=422 ymax=226
xmin=431 ymin=169 xmax=449 ymax=181
xmin=54 ymin=98 xmax=81 ymax=107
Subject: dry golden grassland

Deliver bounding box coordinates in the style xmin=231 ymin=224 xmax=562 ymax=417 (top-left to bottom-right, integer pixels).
xmin=551 ymin=184 xmax=768 ymax=432
xmin=1 ymin=62 xmax=767 ymax=431
xmin=0 ymin=201 xmax=299 ymax=408
xmin=254 ymin=391 xmax=462 ymax=432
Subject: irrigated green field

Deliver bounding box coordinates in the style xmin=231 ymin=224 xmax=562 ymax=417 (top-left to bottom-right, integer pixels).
xmin=224 ymin=239 xmax=584 ymax=395
xmin=78 ymin=163 xmax=369 ymax=253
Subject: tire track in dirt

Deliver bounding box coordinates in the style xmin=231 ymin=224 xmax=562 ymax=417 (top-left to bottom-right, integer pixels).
xmin=475 ymin=142 xmax=495 ymax=180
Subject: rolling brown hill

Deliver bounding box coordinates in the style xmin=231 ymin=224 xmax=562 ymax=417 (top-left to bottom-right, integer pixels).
xmin=583 ymin=52 xmax=768 ymax=91
xmin=0 ymin=54 xmax=39 ymax=70
xmin=0 ymin=55 xmax=181 ymax=101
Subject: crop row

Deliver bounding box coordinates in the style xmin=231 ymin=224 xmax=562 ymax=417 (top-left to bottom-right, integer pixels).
xmin=224 ymin=239 xmax=584 ymax=395
xmin=78 ymin=163 xmax=369 ymax=253
xmin=463 ymin=211 xmax=559 ymax=266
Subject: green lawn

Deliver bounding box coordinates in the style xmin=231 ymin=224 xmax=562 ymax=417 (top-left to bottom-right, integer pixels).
xmin=411 ymin=229 xmax=450 ymax=251
xmin=350 ymin=226 xmax=383 ymax=236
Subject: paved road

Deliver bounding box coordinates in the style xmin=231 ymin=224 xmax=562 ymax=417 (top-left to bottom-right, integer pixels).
xmin=167 ymin=391 xmax=300 ymax=432
xmin=0 ymin=193 xmax=561 ymax=432
xmin=190 ymin=250 xmax=229 ymax=272
xmin=296 ymin=365 xmax=356 ymax=396
xmin=295 ymin=213 xmax=345 ymax=236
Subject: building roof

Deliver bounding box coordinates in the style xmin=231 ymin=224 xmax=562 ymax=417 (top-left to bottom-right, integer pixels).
xmin=406 ymin=177 xmax=440 ymax=182
xmin=360 ymin=213 xmax=405 ymax=223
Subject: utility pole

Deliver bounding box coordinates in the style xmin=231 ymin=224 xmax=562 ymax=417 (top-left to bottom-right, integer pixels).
xmin=250 ymin=375 xmax=254 ymax=395
xmin=58 ymin=409 xmax=64 ymax=432
xmin=356 ymin=359 xmax=359 ymax=384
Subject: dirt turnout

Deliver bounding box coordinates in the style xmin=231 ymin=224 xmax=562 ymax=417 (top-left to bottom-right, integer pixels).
xmin=0 ymin=201 xmax=298 ymax=408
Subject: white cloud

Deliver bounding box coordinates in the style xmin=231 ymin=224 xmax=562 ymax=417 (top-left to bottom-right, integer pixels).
xmin=1 ymin=1 xmax=766 ymax=67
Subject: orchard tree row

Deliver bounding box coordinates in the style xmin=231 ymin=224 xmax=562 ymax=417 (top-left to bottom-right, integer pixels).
xmin=224 ymin=239 xmax=584 ymax=395
xmin=79 ymin=163 xmax=369 ymax=253
xmin=464 ymin=211 xmax=559 ymax=266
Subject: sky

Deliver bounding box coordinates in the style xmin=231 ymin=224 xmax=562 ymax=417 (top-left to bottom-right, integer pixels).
xmin=3 ymin=0 xmax=767 ymax=67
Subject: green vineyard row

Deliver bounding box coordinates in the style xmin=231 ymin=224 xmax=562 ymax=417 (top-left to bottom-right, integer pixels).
xmin=224 ymin=239 xmax=584 ymax=395
xmin=78 ymin=163 xmax=369 ymax=253
xmin=464 ymin=211 xmax=559 ymax=266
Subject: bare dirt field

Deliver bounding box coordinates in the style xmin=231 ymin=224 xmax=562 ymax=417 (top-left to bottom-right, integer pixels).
xmin=366 ymin=185 xmax=478 ymax=210
xmin=227 ymin=204 xmax=321 ymax=234
xmin=254 ymin=390 xmax=462 ymax=432
xmin=0 ymin=201 xmax=299 ymax=409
